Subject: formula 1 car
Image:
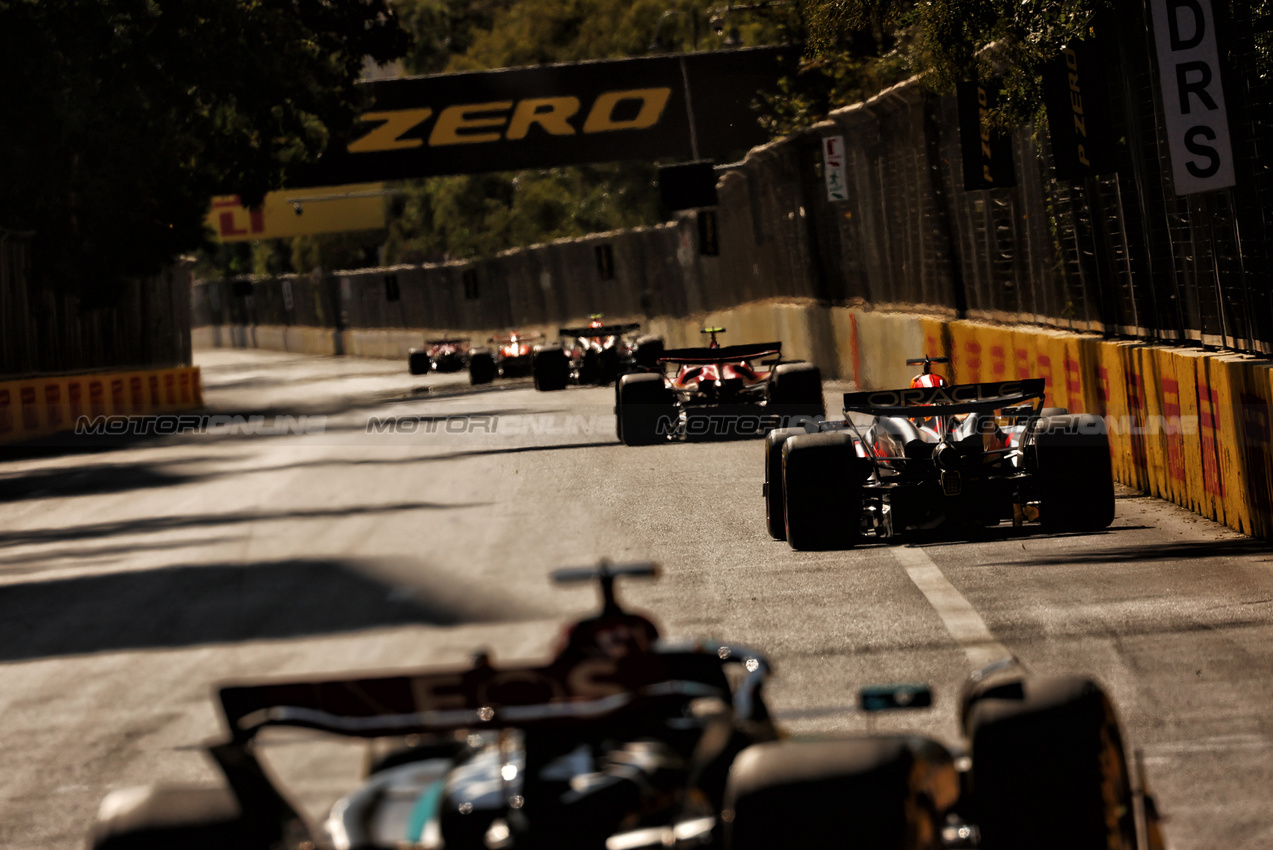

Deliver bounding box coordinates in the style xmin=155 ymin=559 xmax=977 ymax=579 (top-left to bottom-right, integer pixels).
xmin=87 ymin=563 xmax=1164 ymax=850
xmin=408 ymin=338 xmax=470 ymax=376
xmin=763 ymin=355 xmax=1116 ymax=548
xmin=531 ymin=315 xmax=665 ymax=391
xmin=614 ymin=328 xmax=825 ymax=445
xmin=468 ymin=331 xmax=544 ymax=385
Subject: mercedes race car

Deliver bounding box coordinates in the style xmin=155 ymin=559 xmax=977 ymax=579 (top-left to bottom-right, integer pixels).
xmin=763 ymin=356 xmax=1116 ymax=549
xmin=88 ymin=562 xmax=1164 ymax=850
xmin=408 ymin=338 xmax=471 ymax=376
xmin=614 ymin=328 xmax=825 ymax=445
xmin=468 ymin=331 xmax=544 ymax=385
xmin=531 ymin=315 xmax=665 ymax=391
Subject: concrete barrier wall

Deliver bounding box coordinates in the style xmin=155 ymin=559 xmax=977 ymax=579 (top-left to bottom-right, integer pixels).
xmin=0 ymin=365 xmax=203 ymax=445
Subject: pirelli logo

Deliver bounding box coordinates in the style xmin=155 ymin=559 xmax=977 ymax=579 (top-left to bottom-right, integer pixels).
xmin=348 ymin=88 xmax=673 ymax=153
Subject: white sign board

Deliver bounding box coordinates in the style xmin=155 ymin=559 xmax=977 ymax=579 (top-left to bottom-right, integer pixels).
xmin=1150 ymin=0 xmax=1236 ymax=194
xmin=822 ymin=135 xmax=848 ymax=201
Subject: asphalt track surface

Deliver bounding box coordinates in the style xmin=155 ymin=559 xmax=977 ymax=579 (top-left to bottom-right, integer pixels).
xmin=1 ymin=348 xmax=1271 ymax=848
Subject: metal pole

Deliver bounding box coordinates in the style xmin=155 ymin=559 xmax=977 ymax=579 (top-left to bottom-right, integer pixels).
xmin=678 ymin=55 xmax=701 ymax=161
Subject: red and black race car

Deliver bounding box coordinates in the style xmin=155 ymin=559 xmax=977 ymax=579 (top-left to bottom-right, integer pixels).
xmin=468 ymin=331 xmax=544 ymax=385
xmin=87 ymin=563 xmax=1164 ymax=850
xmin=408 ymin=337 xmax=470 ymax=376
xmin=763 ymin=356 xmax=1115 ymax=549
xmin=614 ymin=328 xmax=825 ymax=445
xmin=531 ymin=315 xmax=665 ymax=391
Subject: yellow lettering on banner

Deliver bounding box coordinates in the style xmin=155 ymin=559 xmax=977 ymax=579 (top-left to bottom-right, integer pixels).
xmin=347 ymin=109 xmax=433 ymax=153
xmin=505 ymin=96 xmax=581 ymax=140
xmin=429 ymin=102 xmax=514 ymax=146
xmin=582 ymin=88 xmax=671 ymax=133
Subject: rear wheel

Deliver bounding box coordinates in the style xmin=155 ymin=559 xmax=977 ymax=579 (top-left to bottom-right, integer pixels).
xmin=724 ymin=737 xmax=955 ymax=850
xmin=532 ymin=346 xmax=569 ymax=391
xmin=616 ymin=373 xmax=675 ymax=446
xmin=764 ymin=427 xmax=804 ymax=540
xmin=1033 ymin=413 xmax=1115 ymax=530
xmin=407 ymin=350 xmax=431 ymax=376
xmin=468 ymin=351 xmax=496 ymax=385
xmin=966 ymin=676 xmax=1138 ymax=850
xmin=767 ymin=362 xmax=825 ymax=427
xmin=782 ymin=432 xmax=865 ymax=550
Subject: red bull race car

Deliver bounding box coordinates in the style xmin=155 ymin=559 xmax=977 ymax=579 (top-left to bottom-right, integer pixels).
xmin=88 ymin=562 xmax=1164 ymax=850
xmin=763 ymin=356 xmax=1116 ymax=548
xmin=614 ymin=328 xmax=825 ymax=445
xmin=531 ymin=315 xmax=665 ymax=391
xmin=468 ymin=331 xmax=544 ymax=385
xmin=408 ymin=338 xmax=471 ymax=376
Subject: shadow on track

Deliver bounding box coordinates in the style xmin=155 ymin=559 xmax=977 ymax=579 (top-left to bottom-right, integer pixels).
xmin=0 ymin=557 xmax=543 ymax=662
xmin=983 ymin=537 xmax=1272 ymax=566
xmin=0 ymin=501 xmax=479 ymax=548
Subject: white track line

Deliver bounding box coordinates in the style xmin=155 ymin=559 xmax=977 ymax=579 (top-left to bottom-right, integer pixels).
xmin=891 ymin=546 xmax=1012 ymax=669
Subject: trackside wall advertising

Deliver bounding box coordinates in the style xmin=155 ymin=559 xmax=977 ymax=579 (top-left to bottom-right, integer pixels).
xmin=1149 ymin=0 xmax=1236 ymax=194
xmin=291 ymin=48 xmax=793 ymax=186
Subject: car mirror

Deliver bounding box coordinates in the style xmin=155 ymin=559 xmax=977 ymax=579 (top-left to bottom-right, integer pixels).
xmin=859 ymin=683 xmax=933 ymax=712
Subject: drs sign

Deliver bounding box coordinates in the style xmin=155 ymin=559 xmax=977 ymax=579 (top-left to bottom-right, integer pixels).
xmin=1150 ymin=0 xmax=1236 ymax=194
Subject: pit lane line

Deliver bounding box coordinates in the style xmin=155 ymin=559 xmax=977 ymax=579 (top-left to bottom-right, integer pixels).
xmin=890 ymin=546 xmax=1011 ymax=670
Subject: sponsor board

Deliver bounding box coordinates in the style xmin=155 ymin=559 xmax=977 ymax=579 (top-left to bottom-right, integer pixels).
xmin=207 ymin=183 xmax=386 ymax=243
xmin=291 ymin=48 xmax=792 ymax=186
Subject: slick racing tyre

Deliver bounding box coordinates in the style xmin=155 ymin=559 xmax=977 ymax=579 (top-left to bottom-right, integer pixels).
xmin=764 ymin=427 xmax=804 ymax=541
xmin=616 ymin=373 xmax=675 ymax=446
xmin=407 ymin=350 xmax=431 ymax=376
xmin=723 ymin=737 xmax=956 ymax=850
xmin=468 ymin=350 xmax=496 ymax=385
xmin=767 ymin=362 xmax=825 ymax=427
xmin=532 ymin=345 xmax=570 ymax=391
xmin=1032 ymin=413 xmax=1115 ymax=530
xmin=965 ymin=676 xmax=1138 ymax=850
xmin=782 ymin=432 xmax=867 ymax=550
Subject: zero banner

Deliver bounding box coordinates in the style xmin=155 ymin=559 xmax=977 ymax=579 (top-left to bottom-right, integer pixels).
xmin=290 ymin=48 xmax=793 ymax=187
xmin=1149 ymin=0 xmax=1236 ymax=194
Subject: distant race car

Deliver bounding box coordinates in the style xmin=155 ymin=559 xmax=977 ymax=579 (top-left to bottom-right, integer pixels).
xmin=614 ymin=327 xmax=825 ymax=445
xmin=468 ymin=331 xmax=544 ymax=385
xmin=87 ymin=562 xmax=1164 ymax=850
xmin=531 ymin=315 xmax=665 ymax=391
xmin=764 ymin=355 xmax=1116 ymax=549
xmin=408 ymin=337 xmax=470 ymax=376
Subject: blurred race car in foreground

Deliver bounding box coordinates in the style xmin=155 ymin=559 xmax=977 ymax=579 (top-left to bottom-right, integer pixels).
xmin=88 ymin=562 xmax=1164 ymax=850
xmin=468 ymin=331 xmax=544 ymax=385
xmin=764 ymin=355 xmax=1115 ymax=548
xmin=408 ymin=338 xmax=470 ymax=376
xmin=614 ymin=328 xmax=824 ymax=445
xmin=531 ymin=315 xmax=664 ymax=391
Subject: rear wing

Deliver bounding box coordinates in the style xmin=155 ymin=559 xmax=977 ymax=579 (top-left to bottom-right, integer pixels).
xmin=843 ymin=379 xmax=1046 ymax=416
xmin=560 ymin=322 xmax=641 ymax=337
xmin=217 ymin=650 xmax=732 ymax=742
xmin=658 ymin=342 xmax=782 ymax=364
xmin=426 ymin=337 xmax=469 ymax=345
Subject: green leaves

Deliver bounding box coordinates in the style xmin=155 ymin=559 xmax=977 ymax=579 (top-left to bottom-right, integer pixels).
xmin=0 ymin=0 xmax=409 ymax=290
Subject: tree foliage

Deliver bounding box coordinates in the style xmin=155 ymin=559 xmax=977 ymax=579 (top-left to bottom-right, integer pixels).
xmin=0 ymin=0 xmax=409 ymax=292
xmin=800 ymin=0 xmax=1108 ymax=127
